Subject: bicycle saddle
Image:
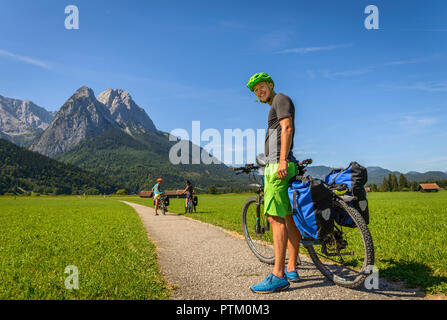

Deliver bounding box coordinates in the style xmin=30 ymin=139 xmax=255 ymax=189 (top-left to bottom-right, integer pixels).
xmin=256 ymin=153 xmax=267 ymax=168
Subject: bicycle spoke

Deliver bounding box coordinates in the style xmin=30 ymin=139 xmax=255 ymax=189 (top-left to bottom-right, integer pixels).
xmin=306 ymin=198 xmax=374 ymax=287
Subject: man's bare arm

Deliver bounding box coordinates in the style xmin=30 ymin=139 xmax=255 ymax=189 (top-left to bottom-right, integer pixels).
xmin=277 ymin=116 xmax=293 ymax=179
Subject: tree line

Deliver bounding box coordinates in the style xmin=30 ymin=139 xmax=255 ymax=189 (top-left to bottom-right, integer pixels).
xmin=367 ymin=173 xmax=447 ymax=192
xmin=0 ymin=138 xmax=121 ymax=195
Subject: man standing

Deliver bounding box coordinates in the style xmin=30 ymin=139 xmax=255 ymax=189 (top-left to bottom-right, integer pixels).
xmin=246 ymin=73 xmax=301 ymax=293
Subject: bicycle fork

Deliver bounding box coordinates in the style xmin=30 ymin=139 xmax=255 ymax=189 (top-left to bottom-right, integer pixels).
xmin=255 ymin=197 xmax=270 ymax=235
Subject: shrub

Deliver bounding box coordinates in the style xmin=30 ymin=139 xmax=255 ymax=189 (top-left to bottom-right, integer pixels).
xmin=209 ymin=185 xmax=217 ymax=194
xmin=116 ymin=189 xmax=127 ymax=195
xmin=84 ymin=188 xmax=100 ymax=195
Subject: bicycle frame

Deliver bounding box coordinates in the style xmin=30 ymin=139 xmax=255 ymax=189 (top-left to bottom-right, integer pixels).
xmin=233 ymin=158 xmax=315 ymax=243
xmin=246 ymin=169 xmax=270 ymax=235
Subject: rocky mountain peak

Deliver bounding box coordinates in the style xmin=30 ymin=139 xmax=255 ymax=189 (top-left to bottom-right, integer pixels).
xmin=29 ymin=86 xmax=118 ymax=157
xmin=0 ymin=94 xmax=54 ymax=146
xmin=73 ymin=86 xmax=96 ymax=99
xmin=97 ymin=88 xmax=156 ymax=133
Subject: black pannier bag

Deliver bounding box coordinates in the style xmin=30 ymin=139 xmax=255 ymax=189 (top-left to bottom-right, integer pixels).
xmin=324 ymin=162 xmax=369 ymax=227
xmin=288 ymin=178 xmax=335 ymax=240
xmin=192 ymin=196 xmax=198 ymax=206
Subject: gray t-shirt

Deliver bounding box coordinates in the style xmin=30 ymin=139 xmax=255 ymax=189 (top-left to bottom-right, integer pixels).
xmin=264 ymin=93 xmax=296 ymax=164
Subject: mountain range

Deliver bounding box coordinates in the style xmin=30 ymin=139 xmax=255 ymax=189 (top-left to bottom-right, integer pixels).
xmin=0 ymin=94 xmax=54 ymax=146
xmin=306 ymin=165 xmax=447 ymax=186
xmin=0 ymin=88 xmax=445 ymax=194
xmin=1 ymin=87 xmax=248 ymax=193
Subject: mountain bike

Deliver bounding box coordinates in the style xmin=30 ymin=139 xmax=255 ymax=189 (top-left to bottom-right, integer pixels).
xmin=156 ymin=194 xmax=168 ymax=215
xmin=185 ymin=196 xmax=196 ymax=213
xmin=232 ymin=155 xmax=375 ymax=289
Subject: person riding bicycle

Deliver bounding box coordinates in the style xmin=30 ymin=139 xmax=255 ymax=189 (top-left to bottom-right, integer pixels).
xmin=152 ymin=178 xmax=164 ymax=216
xmin=181 ymin=180 xmax=195 ymax=213
xmin=247 ymin=72 xmax=301 ymax=293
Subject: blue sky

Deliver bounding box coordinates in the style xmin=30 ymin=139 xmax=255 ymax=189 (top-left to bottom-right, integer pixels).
xmin=1 ymin=0 xmax=446 ymax=172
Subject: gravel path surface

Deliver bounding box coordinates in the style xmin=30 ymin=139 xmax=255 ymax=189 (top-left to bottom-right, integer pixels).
xmin=122 ymin=201 xmax=425 ymax=300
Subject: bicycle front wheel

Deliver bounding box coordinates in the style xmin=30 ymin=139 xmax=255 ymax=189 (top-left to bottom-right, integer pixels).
xmin=304 ymin=197 xmax=375 ymax=288
xmin=241 ymin=196 xmax=275 ymax=265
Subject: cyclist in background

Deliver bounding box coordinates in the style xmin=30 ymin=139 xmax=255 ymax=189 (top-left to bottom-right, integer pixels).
xmin=182 ymin=180 xmax=195 ymax=213
xmin=152 ymin=178 xmax=163 ymax=216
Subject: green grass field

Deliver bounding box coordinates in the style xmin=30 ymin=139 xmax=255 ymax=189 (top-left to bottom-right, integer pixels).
xmin=2 ymin=191 xmax=446 ymax=298
xmin=0 ymin=196 xmax=170 ymax=300
xmin=118 ymin=191 xmax=447 ymax=295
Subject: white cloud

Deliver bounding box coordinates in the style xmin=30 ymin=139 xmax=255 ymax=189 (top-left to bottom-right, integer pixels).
xmin=257 ymin=30 xmax=293 ymax=50
xmin=306 ymin=67 xmax=371 ymax=80
xmin=416 ymin=157 xmax=447 ymax=165
xmin=399 ymin=115 xmax=438 ymax=128
xmin=0 ymin=49 xmax=50 ymax=69
xmin=275 ymin=43 xmax=352 ymax=54
xmin=383 ymin=57 xmax=433 ymax=66
xmin=380 ymin=81 xmax=447 ymax=92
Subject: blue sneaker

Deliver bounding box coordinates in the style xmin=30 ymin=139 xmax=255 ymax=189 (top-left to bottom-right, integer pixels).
xmin=284 ymin=267 xmax=301 ymax=283
xmin=250 ymin=273 xmax=290 ymax=294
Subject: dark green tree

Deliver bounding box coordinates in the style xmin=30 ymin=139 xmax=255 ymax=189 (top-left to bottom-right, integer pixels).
xmin=209 ymin=185 xmax=217 ymax=194
xmin=398 ymin=174 xmax=409 ymax=191
xmin=389 ymin=174 xmax=399 ymax=192
xmin=381 ymin=177 xmax=390 ymax=192
xmin=410 ymin=181 xmax=419 ymax=191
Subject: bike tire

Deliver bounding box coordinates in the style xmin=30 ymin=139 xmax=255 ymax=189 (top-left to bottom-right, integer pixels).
xmin=241 ymin=196 xmax=275 ymax=265
xmin=304 ymin=197 xmax=375 ymax=289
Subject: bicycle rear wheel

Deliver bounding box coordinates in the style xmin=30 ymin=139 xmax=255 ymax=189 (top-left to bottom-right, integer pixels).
xmin=241 ymin=196 xmax=275 ymax=265
xmin=304 ymin=198 xmax=374 ymax=288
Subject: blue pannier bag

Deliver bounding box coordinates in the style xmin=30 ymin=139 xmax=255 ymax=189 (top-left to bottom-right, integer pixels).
xmin=288 ymin=178 xmax=334 ymax=241
xmin=324 ymin=162 xmax=369 ymax=227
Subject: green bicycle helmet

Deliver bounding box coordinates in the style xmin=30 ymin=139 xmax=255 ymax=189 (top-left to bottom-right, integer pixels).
xmin=247 ymin=72 xmax=274 ymax=92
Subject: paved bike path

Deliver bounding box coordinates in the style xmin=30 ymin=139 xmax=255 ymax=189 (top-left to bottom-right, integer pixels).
xmin=122 ymin=201 xmax=424 ymax=300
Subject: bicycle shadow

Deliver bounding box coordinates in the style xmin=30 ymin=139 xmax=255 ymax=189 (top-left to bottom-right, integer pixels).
xmin=287 ymin=260 xmax=427 ymax=299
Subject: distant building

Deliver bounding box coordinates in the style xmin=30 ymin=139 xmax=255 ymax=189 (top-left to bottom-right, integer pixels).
xmin=139 ymin=191 xmax=153 ymax=198
xmin=139 ymin=190 xmax=186 ymax=198
xmin=418 ymin=183 xmax=440 ymax=192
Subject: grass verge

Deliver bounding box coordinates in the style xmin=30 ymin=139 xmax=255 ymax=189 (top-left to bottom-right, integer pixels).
xmin=0 ymin=196 xmax=170 ymax=300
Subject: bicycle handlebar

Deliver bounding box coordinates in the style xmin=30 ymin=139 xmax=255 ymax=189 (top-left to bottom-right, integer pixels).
xmin=230 ymin=164 xmax=259 ymax=174
xmin=230 ymin=158 xmax=313 ymax=176
xmin=298 ymin=159 xmax=313 ymax=166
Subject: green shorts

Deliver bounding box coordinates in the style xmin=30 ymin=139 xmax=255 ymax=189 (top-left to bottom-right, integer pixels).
xmin=264 ymin=162 xmax=297 ymax=218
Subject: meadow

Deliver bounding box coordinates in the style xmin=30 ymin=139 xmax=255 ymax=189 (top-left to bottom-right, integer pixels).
xmin=1 ymin=191 xmax=446 ymax=299
xmin=119 ymin=191 xmax=447 ymax=295
xmin=0 ymin=196 xmax=170 ymax=300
